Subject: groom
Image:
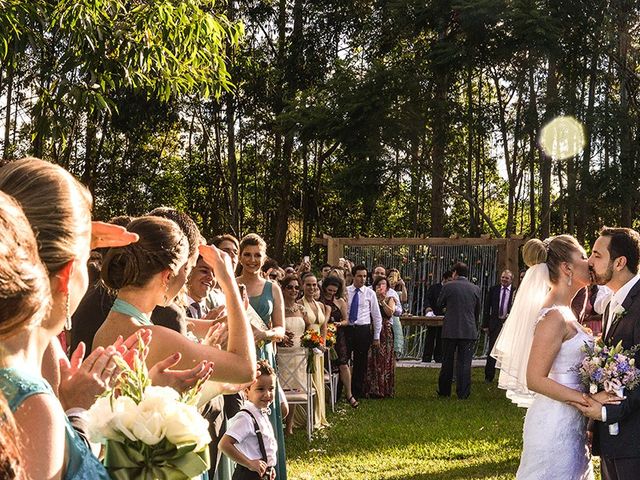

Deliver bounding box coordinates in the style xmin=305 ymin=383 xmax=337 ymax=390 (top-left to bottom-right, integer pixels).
xmin=577 ymin=227 xmax=640 ymax=480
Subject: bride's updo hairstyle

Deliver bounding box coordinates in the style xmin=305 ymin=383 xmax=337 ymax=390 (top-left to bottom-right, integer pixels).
xmin=101 ymin=216 xmax=189 ymax=290
xmin=0 ymin=192 xmax=51 ymax=338
xmin=0 ymin=157 xmax=92 ymax=276
xmin=522 ymin=235 xmax=582 ymax=283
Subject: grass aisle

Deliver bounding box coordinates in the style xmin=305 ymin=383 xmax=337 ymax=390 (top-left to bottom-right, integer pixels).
xmin=286 ymin=367 xmax=524 ymax=480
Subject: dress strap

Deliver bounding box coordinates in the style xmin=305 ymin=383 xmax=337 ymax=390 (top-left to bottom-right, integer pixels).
xmin=0 ymin=367 xmax=52 ymax=412
xmin=111 ymin=298 xmax=153 ymax=326
xmin=302 ymin=297 xmax=317 ymax=324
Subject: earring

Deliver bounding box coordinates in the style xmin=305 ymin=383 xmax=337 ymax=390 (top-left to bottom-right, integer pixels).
xmin=65 ymin=291 xmax=72 ymax=331
xmin=567 ymin=272 xmax=573 ymax=287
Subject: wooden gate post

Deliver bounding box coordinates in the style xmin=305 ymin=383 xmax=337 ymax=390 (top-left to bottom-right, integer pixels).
xmin=327 ymin=236 xmax=342 ymax=266
xmin=506 ymin=236 xmax=525 ymax=282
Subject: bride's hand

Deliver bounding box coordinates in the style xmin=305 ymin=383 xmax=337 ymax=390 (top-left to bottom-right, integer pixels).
xmin=567 ymin=394 xmax=603 ymax=420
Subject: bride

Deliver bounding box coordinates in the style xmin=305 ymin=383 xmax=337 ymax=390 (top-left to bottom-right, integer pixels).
xmin=492 ymin=235 xmax=618 ymax=479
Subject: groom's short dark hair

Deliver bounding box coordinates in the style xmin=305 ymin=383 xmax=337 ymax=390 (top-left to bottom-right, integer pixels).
xmin=600 ymin=227 xmax=640 ymax=274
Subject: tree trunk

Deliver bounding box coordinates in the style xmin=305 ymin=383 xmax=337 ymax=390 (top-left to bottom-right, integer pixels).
xmin=226 ymin=0 xmax=239 ymax=235
xmin=272 ymin=0 xmax=304 ymax=260
xmin=3 ymin=56 xmax=13 ymax=160
xmin=431 ymin=69 xmax=448 ymax=236
xmin=576 ymin=53 xmax=598 ymax=242
xmin=466 ymin=66 xmax=477 ymax=235
xmin=617 ymin=5 xmax=633 ymax=226
xmin=540 ymin=54 xmax=558 ymax=238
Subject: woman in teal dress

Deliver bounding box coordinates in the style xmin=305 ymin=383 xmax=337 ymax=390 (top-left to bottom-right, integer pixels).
xmin=237 ymin=233 xmax=288 ymax=480
xmin=0 ymin=189 xmax=110 ymax=479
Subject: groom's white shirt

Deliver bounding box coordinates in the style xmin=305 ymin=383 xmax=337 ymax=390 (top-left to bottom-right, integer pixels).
xmin=600 ymin=274 xmax=640 ymax=422
xmin=593 ymin=285 xmax=613 ymax=314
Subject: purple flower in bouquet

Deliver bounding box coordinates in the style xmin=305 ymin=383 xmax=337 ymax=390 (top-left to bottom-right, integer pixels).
xmin=575 ymin=339 xmax=640 ymax=397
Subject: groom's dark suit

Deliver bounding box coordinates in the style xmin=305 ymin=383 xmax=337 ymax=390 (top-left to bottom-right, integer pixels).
xmin=593 ymin=278 xmax=640 ymax=479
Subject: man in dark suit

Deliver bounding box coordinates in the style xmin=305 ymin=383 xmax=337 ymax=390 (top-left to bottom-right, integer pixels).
xmin=437 ymin=262 xmax=481 ymax=399
xmin=575 ymin=227 xmax=640 ymax=480
xmin=482 ymin=269 xmax=515 ymax=382
xmin=422 ymin=270 xmax=452 ymax=363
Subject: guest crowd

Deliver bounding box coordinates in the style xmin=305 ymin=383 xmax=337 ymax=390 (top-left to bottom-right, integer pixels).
xmin=0 ymin=157 xmax=405 ymax=480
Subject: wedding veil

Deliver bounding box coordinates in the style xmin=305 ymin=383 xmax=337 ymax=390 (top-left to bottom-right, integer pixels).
xmin=491 ymin=262 xmax=550 ymax=408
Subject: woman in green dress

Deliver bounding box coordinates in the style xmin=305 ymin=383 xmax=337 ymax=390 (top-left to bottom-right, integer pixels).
xmin=237 ymin=234 xmax=287 ymax=479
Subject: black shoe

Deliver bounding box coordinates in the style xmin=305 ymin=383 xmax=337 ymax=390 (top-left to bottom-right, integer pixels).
xmin=436 ymin=390 xmax=450 ymax=398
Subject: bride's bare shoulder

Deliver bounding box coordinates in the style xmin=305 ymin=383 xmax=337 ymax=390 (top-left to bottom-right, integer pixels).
xmin=535 ymin=307 xmax=567 ymax=329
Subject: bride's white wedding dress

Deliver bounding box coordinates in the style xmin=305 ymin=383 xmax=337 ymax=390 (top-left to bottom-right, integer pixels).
xmin=517 ymin=306 xmax=594 ymax=480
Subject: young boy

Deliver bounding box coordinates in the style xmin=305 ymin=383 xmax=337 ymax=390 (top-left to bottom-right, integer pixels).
xmin=219 ymin=361 xmax=278 ymax=480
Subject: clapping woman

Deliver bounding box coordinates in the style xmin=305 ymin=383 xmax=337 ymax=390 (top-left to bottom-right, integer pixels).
xmin=93 ymin=216 xmax=256 ymax=385
xmin=0 ymin=190 xmax=110 ymax=479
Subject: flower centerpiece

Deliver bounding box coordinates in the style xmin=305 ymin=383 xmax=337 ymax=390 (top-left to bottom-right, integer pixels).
xmin=87 ymin=341 xmax=211 ymax=479
xmin=576 ymin=338 xmax=640 ymax=435
xmin=300 ymin=329 xmax=325 ymax=373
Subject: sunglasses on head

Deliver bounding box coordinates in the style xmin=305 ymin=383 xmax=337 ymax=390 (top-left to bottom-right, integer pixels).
xmin=285 ymin=284 xmax=300 ymax=290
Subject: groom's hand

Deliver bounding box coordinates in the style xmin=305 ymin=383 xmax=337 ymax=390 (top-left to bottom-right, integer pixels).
xmin=568 ymin=394 xmax=603 ymax=420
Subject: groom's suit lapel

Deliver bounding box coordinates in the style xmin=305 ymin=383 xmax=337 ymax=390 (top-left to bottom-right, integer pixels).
xmin=606 ymin=279 xmax=640 ymax=343
xmin=602 ymin=302 xmax=611 ymax=339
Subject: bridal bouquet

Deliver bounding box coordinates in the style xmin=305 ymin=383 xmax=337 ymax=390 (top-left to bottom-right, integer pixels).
xmin=576 ymin=338 xmax=640 ymax=435
xmin=87 ymin=346 xmax=211 ymax=479
xmin=300 ymin=329 xmax=325 ymax=373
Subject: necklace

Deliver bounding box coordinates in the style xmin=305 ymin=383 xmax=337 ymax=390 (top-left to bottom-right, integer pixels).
xmin=284 ymin=303 xmax=300 ymax=313
xmin=112 ymin=298 xmax=154 ymax=326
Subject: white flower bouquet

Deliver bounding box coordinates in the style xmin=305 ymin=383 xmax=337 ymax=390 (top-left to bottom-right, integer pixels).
xmin=87 ymin=343 xmax=211 ymax=479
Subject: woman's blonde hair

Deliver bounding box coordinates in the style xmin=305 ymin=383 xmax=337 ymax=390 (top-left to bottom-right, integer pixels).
xmin=0 ymin=191 xmax=51 ymax=338
xmin=0 ymin=158 xmax=92 ymax=275
xmin=522 ymin=235 xmax=582 ymax=283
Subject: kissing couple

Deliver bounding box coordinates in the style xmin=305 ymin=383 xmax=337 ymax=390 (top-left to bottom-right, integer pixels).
xmin=491 ymin=227 xmax=640 ymax=480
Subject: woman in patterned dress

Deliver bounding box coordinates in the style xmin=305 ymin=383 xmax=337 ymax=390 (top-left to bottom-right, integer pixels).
xmin=364 ymin=276 xmax=396 ymax=398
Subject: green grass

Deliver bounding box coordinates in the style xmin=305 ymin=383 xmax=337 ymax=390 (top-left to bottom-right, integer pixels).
xmin=285 ymin=367 xmax=525 ymax=480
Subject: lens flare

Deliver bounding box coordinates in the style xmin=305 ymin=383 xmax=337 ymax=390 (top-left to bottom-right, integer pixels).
xmin=539 ymin=116 xmax=586 ymax=160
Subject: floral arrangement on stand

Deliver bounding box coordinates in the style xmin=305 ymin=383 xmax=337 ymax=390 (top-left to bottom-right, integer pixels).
xmin=87 ymin=339 xmax=211 ymax=479
xmin=300 ymin=329 xmax=325 ymax=373
xmin=576 ymin=338 xmax=640 ymax=435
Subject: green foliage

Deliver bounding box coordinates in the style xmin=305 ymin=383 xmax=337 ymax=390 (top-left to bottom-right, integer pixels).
xmin=1 ymin=0 xmax=639 ymax=261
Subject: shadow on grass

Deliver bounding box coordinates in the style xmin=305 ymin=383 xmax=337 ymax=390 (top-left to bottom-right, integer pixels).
xmin=383 ymin=458 xmax=518 ymax=480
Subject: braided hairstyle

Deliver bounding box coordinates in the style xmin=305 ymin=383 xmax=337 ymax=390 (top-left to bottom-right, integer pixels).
xmin=101 ymin=216 xmax=189 ymax=290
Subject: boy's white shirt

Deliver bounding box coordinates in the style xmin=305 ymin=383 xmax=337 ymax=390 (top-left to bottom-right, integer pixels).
xmin=226 ymin=399 xmax=278 ymax=466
